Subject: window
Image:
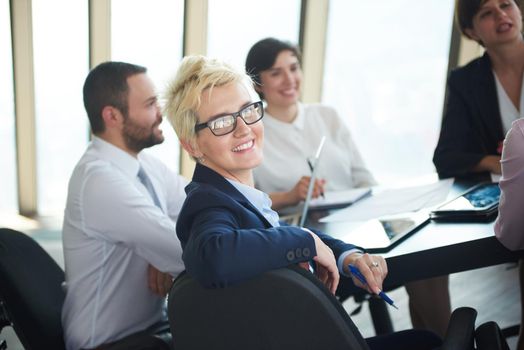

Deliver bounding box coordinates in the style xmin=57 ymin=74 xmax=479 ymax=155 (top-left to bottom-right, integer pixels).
xmin=0 ymin=0 xmax=17 ymax=212
xmin=323 ymin=0 xmax=454 ymax=185
xmin=112 ymin=0 xmax=184 ymax=173
xmin=207 ymin=0 xmax=301 ymax=72
xmin=32 ymin=0 xmax=89 ymax=215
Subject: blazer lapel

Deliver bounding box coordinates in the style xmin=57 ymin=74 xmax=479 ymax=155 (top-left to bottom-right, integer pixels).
xmin=475 ymin=53 xmax=504 ymax=146
xmin=192 ymin=164 xmax=273 ymax=228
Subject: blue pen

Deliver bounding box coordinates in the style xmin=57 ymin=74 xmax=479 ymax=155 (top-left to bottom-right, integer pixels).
xmin=348 ymin=264 xmax=398 ymax=309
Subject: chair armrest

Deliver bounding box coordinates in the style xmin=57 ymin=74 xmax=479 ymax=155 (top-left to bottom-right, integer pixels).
xmin=475 ymin=321 xmax=510 ymax=350
xmin=440 ymin=307 xmax=477 ymax=350
xmin=0 ymin=301 xmax=11 ymax=335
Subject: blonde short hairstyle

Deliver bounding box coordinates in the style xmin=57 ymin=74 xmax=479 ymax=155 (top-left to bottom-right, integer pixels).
xmin=164 ymin=55 xmax=251 ymax=143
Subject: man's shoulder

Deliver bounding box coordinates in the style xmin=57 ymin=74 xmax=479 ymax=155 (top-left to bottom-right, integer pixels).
xmin=73 ymin=151 xmax=115 ymax=178
xmin=139 ymin=150 xmax=165 ymax=166
xmin=68 ymin=153 xmax=126 ymax=197
xmin=140 ymin=151 xmax=181 ymax=175
xmin=139 ymin=151 xmax=188 ymax=188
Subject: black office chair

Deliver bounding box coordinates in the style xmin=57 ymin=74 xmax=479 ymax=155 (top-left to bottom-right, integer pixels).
xmin=168 ymin=265 xmax=509 ymax=350
xmin=0 ymin=227 xmax=66 ymax=349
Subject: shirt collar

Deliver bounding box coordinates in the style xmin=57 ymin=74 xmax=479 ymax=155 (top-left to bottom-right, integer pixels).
xmin=91 ymin=136 xmax=140 ymax=179
xmin=225 ymin=178 xmax=280 ymax=227
xmin=264 ymin=102 xmax=305 ymax=130
xmin=293 ymin=102 xmax=306 ymax=130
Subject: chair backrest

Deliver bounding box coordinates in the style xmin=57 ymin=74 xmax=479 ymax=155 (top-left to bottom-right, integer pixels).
xmin=168 ymin=264 xmax=370 ymax=350
xmin=0 ymin=228 xmax=65 ymax=350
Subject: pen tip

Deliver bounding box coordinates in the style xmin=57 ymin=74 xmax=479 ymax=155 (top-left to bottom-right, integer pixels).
xmin=392 ymin=304 xmax=399 ymax=310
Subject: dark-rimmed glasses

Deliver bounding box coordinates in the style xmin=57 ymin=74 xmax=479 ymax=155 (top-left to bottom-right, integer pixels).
xmin=194 ymin=101 xmax=264 ymax=136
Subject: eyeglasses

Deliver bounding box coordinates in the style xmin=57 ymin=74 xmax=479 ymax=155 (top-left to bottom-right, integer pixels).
xmin=195 ymin=101 xmax=264 ymax=136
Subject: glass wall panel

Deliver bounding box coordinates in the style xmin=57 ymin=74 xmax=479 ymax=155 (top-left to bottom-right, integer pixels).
xmin=112 ymin=0 xmax=184 ymax=173
xmin=207 ymin=0 xmax=301 ymax=72
xmin=323 ymin=0 xmax=454 ymax=184
xmin=32 ymin=0 xmax=89 ymax=215
xmin=0 ymin=0 xmax=17 ymax=213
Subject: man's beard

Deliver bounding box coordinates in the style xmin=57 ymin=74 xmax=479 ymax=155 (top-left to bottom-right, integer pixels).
xmin=122 ymin=116 xmax=164 ymax=153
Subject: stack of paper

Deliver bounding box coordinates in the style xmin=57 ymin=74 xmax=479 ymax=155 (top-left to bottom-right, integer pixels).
xmin=319 ymin=179 xmax=454 ymax=223
xmin=308 ymin=188 xmax=371 ymax=210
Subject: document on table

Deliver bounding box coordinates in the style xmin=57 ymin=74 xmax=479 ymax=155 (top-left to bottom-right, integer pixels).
xmin=319 ymin=179 xmax=454 ymax=223
xmin=490 ymin=173 xmax=501 ymax=183
xmin=308 ymin=188 xmax=371 ymax=210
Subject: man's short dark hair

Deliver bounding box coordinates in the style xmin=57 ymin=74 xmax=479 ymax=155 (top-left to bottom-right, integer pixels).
xmin=83 ymin=61 xmax=147 ymax=134
xmin=245 ymin=37 xmax=301 ymax=99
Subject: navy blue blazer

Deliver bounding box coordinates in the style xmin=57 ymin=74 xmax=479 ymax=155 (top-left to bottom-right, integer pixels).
xmin=176 ymin=163 xmax=357 ymax=288
xmin=433 ymin=52 xmax=504 ymax=179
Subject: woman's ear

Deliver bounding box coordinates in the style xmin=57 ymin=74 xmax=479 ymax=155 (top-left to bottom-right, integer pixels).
xmin=464 ymin=27 xmax=480 ymax=43
xmin=180 ymin=139 xmax=203 ymax=159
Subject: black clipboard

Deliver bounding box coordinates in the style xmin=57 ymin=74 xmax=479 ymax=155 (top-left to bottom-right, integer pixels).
xmin=429 ymin=182 xmax=500 ymax=222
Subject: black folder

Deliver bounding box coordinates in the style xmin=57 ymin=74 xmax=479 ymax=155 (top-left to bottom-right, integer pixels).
xmin=429 ymin=182 xmax=500 ymax=222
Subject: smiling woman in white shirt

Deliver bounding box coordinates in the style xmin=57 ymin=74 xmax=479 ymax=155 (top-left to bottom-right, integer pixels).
xmin=245 ymin=37 xmax=376 ymax=211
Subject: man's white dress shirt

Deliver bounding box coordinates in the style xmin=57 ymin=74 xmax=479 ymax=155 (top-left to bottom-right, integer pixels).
xmin=62 ymin=136 xmax=187 ymax=350
xmin=254 ymin=103 xmax=375 ymax=195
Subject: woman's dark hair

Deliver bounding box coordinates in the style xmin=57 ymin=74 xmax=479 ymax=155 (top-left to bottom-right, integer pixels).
xmin=83 ymin=61 xmax=147 ymax=134
xmin=245 ymin=37 xmax=301 ymax=99
xmin=455 ymin=0 xmax=486 ymax=37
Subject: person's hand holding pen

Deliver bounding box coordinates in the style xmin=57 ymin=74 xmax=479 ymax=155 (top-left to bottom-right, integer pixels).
xmin=268 ymin=176 xmax=325 ymax=210
xmin=307 ymin=158 xmax=326 ymax=199
xmin=289 ymin=176 xmax=326 ymax=204
xmin=343 ymin=253 xmax=387 ymax=295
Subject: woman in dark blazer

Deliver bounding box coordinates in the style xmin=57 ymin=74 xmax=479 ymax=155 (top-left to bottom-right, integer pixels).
xmin=435 ymin=1 xmax=524 ymax=348
xmin=433 ymin=0 xmax=524 ymax=179
xmin=163 ymin=55 xmax=384 ymax=295
xmin=163 ymin=55 xmax=442 ymax=350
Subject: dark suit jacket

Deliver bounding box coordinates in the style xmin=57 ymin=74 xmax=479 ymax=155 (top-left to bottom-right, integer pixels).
xmin=176 ymin=163 xmax=357 ymax=288
xmin=433 ymin=52 xmax=504 ymax=179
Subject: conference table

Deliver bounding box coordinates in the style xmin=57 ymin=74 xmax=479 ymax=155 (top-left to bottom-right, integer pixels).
xmin=306 ymin=180 xmax=521 ymax=289
xmin=303 ymin=180 xmax=522 ymax=333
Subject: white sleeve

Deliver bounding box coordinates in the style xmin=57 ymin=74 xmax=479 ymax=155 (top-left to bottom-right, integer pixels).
xmin=81 ymin=167 xmax=185 ymax=276
xmin=345 ymin=132 xmax=377 ymax=187
xmin=330 ymin=108 xmax=376 ymax=187
xmin=164 ymin=170 xmax=189 ymax=223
